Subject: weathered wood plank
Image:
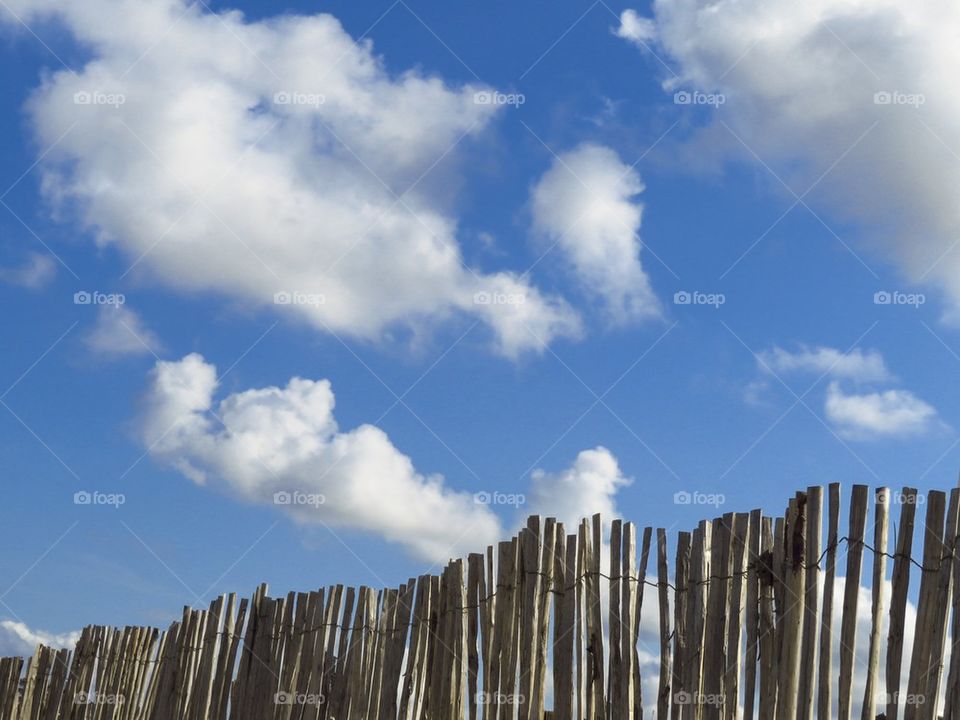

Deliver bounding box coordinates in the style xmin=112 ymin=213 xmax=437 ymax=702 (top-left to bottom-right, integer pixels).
xmin=656 ymin=528 xmax=671 ymax=720
xmin=742 ymin=510 xmax=761 ymax=720
xmin=619 ymin=523 xmax=637 ymax=720
xmin=888 ymin=488 xmax=918 ymax=720
xmin=776 ymin=496 xmax=804 ymax=720
xmin=905 ymin=491 xmax=947 ymax=720
xmin=723 ymin=514 xmax=749 ymax=720
xmin=799 ymin=487 xmax=822 ymax=720
xmin=553 ymin=529 xmax=574 ymax=720
xmin=757 ymin=517 xmax=778 ymax=720
xmin=924 ymin=488 xmax=960 ymax=719
xmin=703 ymin=515 xmax=730 ymax=720
xmin=608 ymin=519 xmax=623 ymax=720
xmin=861 ymin=488 xmax=890 ymax=720
xmin=671 ymin=531 xmax=690 ymax=720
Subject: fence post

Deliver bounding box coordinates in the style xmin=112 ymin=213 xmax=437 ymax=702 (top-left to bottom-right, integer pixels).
xmin=9 ymin=484 xmax=960 ymax=720
xmin=723 ymin=514 xmax=749 ymax=720
xmin=798 ymin=486 xmax=822 ymax=720
xmin=905 ymin=491 xmax=946 ymax=720
xmin=861 ymin=488 xmax=890 ymax=719
xmin=838 ymin=485 xmax=869 ymax=720
xmin=775 ymin=495 xmax=804 ymax=720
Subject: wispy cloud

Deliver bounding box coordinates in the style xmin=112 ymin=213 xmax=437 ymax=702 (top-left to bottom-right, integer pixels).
xmin=84 ymin=305 xmax=163 ymax=358
xmin=758 ymin=345 xmax=892 ymax=383
xmin=751 ymin=344 xmax=941 ymax=440
xmin=0 ymin=252 xmax=55 ymax=289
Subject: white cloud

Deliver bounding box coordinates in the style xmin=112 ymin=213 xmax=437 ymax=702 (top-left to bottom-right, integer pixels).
xmin=531 ymin=144 xmax=659 ymax=324
xmin=759 ymin=345 xmax=892 ymax=383
xmin=621 ymin=1 xmax=960 ymax=313
xmin=825 ymin=381 xmax=938 ymax=439
xmin=751 ymin=345 xmax=938 ymax=438
xmin=615 ymin=9 xmax=657 ymax=46
xmin=142 ymin=353 xmax=502 ymax=561
xmin=0 ymin=252 xmax=56 ymax=288
xmin=84 ymin=305 xmax=162 ymax=357
xmin=142 ymin=356 xmax=636 ymax=562
xmin=0 ymin=620 xmax=79 ymax=657
xmin=527 ymin=446 xmax=630 ymax=529
xmin=2 ymin=0 xmax=580 ymax=357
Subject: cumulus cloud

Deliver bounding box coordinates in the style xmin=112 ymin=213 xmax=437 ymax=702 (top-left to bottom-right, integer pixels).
xmin=615 ymin=10 xmax=657 ymax=46
xmin=0 ymin=620 xmax=79 ymax=657
xmin=620 ymin=0 xmax=960 ymax=313
xmin=141 ymin=353 xmax=502 ymax=561
xmin=2 ymin=0 xmax=580 ymax=356
xmin=0 ymin=252 xmax=56 ymax=289
xmin=825 ymin=381 xmax=938 ymax=439
xmin=531 ymin=144 xmax=659 ymax=325
xmin=84 ymin=305 xmax=162 ymax=357
xmin=527 ymin=446 xmax=631 ymax=529
xmin=759 ymin=345 xmax=892 ymax=383
xmin=750 ymin=344 xmax=939 ymax=439
xmin=141 ymin=354 xmax=639 ymax=560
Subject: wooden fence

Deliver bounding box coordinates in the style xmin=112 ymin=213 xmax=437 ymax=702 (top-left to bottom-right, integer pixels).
xmin=1 ymin=483 xmax=959 ymax=719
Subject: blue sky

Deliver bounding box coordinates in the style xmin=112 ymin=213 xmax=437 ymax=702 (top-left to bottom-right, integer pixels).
xmin=1 ymin=0 xmax=959 ymax=649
